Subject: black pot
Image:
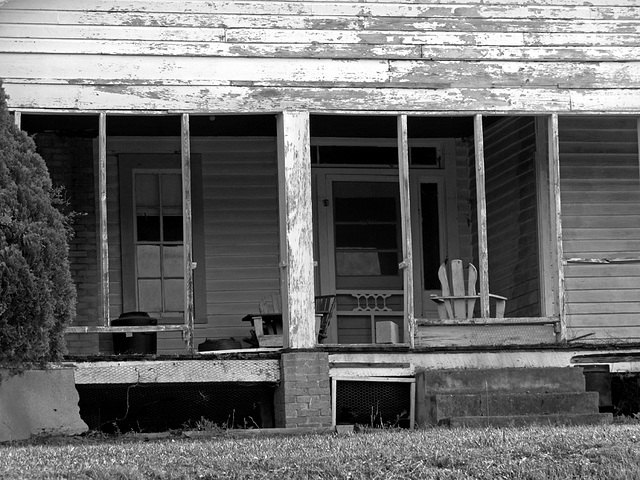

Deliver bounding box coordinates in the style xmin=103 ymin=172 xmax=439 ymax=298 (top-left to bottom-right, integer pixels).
xmin=111 ymin=312 xmax=158 ymax=355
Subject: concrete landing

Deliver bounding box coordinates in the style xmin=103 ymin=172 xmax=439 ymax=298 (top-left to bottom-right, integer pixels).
xmin=416 ymin=367 xmax=612 ymax=428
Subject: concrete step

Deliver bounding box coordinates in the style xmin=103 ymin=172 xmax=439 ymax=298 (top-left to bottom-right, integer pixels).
xmin=444 ymin=412 xmax=613 ymax=428
xmin=420 ymin=367 xmax=586 ymax=395
xmin=434 ymin=391 xmax=600 ymax=420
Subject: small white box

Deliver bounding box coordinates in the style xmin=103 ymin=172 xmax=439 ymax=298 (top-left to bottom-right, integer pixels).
xmin=375 ymin=321 xmax=399 ymax=344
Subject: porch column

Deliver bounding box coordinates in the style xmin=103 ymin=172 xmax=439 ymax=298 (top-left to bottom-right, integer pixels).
xmin=548 ymin=113 xmax=567 ymax=340
xmin=181 ymin=114 xmax=195 ymax=351
xmin=473 ymin=114 xmax=490 ymax=318
xmin=397 ymin=115 xmax=415 ymax=347
xmin=277 ymin=111 xmax=315 ymax=349
xmin=98 ymin=112 xmax=110 ymax=326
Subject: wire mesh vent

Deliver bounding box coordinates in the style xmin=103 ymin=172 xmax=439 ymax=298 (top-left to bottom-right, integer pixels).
xmin=77 ymin=382 xmax=276 ymax=433
xmin=335 ymin=380 xmax=411 ymax=428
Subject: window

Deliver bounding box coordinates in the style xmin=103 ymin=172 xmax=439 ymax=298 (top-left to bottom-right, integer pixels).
xmin=133 ymin=171 xmax=184 ymax=314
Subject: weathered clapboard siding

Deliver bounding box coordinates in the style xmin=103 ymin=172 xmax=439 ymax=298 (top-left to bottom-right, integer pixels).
xmin=560 ymin=116 xmax=640 ymax=343
xmin=478 ymin=117 xmax=541 ymax=318
xmin=4 ymin=1 xmax=640 ymax=18
xmin=7 ymin=54 xmax=640 ymax=90
xmin=2 ymin=0 xmax=640 ymax=113
xmin=199 ymin=138 xmax=281 ymax=340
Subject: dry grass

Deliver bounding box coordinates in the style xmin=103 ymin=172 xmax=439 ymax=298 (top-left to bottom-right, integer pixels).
xmin=2 ymin=424 xmax=640 ymax=479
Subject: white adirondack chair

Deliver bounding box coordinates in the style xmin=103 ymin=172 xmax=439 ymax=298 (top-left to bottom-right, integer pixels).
xmin=430 ymin=259 xmax=507 ymax=319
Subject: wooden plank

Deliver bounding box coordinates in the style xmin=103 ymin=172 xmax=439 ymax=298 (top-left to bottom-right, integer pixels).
xmin=565 ymin=264 xmax=640 ymax=277
xmin=0 ymin=53 xmax=390 ymax=85
xmin=5 ymin=15 xmax=640 ymax=36
xmin=7 ymin=38 xmax=640 ymax=62
xmin=182 ymin=114 xmax=194 ymax=351
xmin=71 ymin=359 xmax=281 ymax=384
xmin=565 ymin=277 xmax=640 ymax=290
xmin=0 ymin=38 xmax=422 ymax=59
xmin=566 ymin=289 xmax=640 ymax=303
xmin=5 ymin=0 xmax=640 ymax=9
xmin=563 ymin=240 xmax=640 ymax=254
xmin=65 ymin=325 xmax=188 ymax=334
xmin=420 ymin=46 xmax=640 ymax=62
xmin=570 ymin=90 xmax=640 ymax=111
xmin=549 ymin=113 xmax=566 ymax=340
xmin=567 ymin=327 xmax=640 ymax=342
xmin=396 ymin=115 xmax=414 ymax=347
xmin=5 ymin=1 xmax=640 ymax=20
xmin=1 ymin=84 xmax=577 ymax=113
xmin=473 ymin=115 xmax=490 ymax=318
xmin=98 ymin=112 xmax=109 ymax=326
xmin=567 ymin=314 xmax=640 ymax=327
xmin=277 ymin=111 xmax=314 ymax=349
xmin=416 ymin=316 xmax=559 ymax=326
xmin=3 ymin=24 xmax=640 ymax=49
xmin=389 ymin=61 xmax=640 ymax=89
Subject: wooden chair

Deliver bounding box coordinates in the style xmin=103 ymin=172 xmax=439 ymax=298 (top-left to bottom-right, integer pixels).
xmin=430 ymin=259 xmax=506 ymax=319
xmin=315 ymin=295 xmax=336 ymax=343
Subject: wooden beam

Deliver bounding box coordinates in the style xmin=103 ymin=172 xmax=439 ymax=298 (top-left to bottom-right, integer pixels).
xmin=65 ymin=325 xmax=189 ymax=334
xmin=181 ymin=113 xmax=194 ymax=351
xmin=534 ymin=117 xmax=554 ymax=319
xmin=71 ymin=359 xmax=281 ymax=385
xmin=12 ymin=110 xmax=20 ymax=128
xmin=548 ymin=113 xmax=566 ymax=342
xmin=98 ymin=112 xmax=110 ymax=326
xmin=277 ymin=111 xmax=315 ymax=349
xmin=397 ymin=115 xmax=414 ymax=347
xmin=473 ymin=114 xmax=490 ymax=318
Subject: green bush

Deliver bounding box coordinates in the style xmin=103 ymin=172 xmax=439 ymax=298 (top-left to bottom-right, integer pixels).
xmin=0 ymin=83 xmax=76 ymax=368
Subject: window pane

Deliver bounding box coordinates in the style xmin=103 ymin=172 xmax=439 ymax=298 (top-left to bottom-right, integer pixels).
xmin=137 ymin=215 xmax=161 ymax=241
xmin=164 ymin=279 xmax=185 ymax=312
xmin=138 ymin=279 xmax=162 ymax=312
xmin=421 ymin=183 xmax=441 ymax=289
xmin=163 ymin=245 xmax=184 ymax=278
xmin=136 ymin=245 xmax=161 ymax=277
xmin=335 ymin=197 xmax=396 ymax=222
xmin=410 ymin=146 xmax=440 ymax=166
xmin=162 ymin=174 xmax=182 ymax=208
xmin=336 ymin=251 xmax=398 ymax=276
xmin=135 ymin=174 xmax=159 ymax=207
xmin=335 ymin=225 xmax=397 ymax=249
xmin=163 ymin=216 xmax=183 ymax=242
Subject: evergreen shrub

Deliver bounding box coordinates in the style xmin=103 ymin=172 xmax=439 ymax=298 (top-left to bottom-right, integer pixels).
xmin=0 ymin=83 xmax=76 ymax=369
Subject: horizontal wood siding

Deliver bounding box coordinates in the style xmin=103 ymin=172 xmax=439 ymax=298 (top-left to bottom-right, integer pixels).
xmin=559 ymin=116 xmax=640 ymax=343
xmin=2 ymin=0 xmax=640 ymax=112
xmin=483 ymin=117 xmax=541 ymax=318
xmin=199 ymin=138 xmax=281 ymax=340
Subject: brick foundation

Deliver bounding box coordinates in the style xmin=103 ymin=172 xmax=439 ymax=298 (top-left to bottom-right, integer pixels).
xmin=274 ymin=352 xmax=332 ymax=428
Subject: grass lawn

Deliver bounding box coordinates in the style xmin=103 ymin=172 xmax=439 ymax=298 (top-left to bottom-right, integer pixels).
xmin=1 ymin=424 xmax=640 ymax=479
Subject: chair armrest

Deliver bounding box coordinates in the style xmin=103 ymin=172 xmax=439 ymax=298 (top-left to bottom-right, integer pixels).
xmin=431 ymin=294 xmax=481 ymax=301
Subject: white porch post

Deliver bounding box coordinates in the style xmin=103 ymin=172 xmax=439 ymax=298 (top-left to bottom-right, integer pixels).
xmin=98 ymin=112 xmax=110 ymax=326
xmin=277 ymin=111 xmax=315 ymax=349
xmin=181 ymin=113 xmax=195 ymax=351
xmin=473 ymin=114 xmax=491 ymax=318
xmin=397 ymin=115 xmax=415 ymax=347
xmin=548 ymin=113 xmax=567 ymax=341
